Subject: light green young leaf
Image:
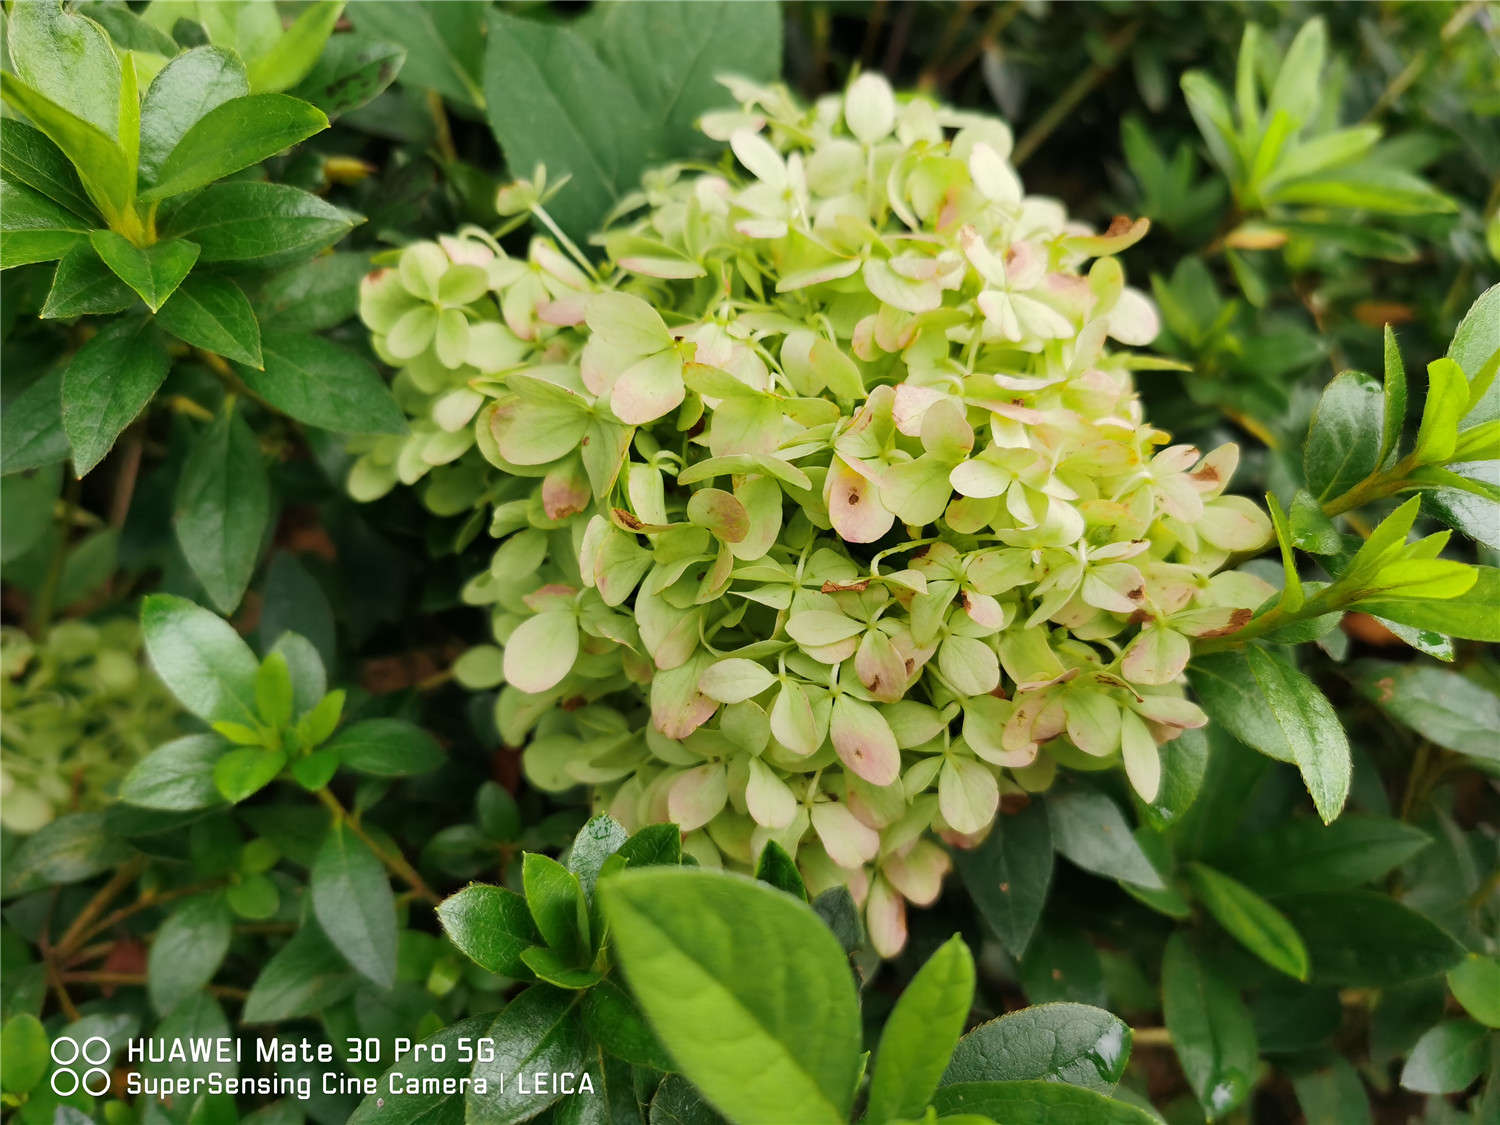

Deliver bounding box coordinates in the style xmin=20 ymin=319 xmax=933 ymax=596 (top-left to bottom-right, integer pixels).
xmin=1187 ymin=863 xmax=1309 ymax=980
xmin=246 ymin=1 xmax=345 ymax=94
xmin=0 ymin=72 xmax=134 ymax=223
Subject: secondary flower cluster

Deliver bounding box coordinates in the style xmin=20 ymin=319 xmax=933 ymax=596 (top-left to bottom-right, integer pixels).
xmin=353 ymin=73 xmax=1273 ymax=955
xmin=0 ymin=620 xmax=182 ymax=833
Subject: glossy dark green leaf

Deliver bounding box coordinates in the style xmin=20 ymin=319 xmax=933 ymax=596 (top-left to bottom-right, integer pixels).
xmin=148 ymin=893 xmax=232 ymax=1015
xmin=931 ymin=1081 xmax=1158 ymax=1124
xmin=260 ymin=553 xmax=337 ymax=675
xmin=141 ymin=593 xmax=260 ymax=724
xmin=753 ymin=839 xmax=807 ymax=900
xmin=1187 ymin=863 xmax=1309 ymax=979
xmin=581 ymin=977 xmax=674 ymax=1071
xmin=347 ymin=1016 xmax=488 ymax=1125
xmin=155 ymin=274 xmax=262 ymax=367
xmin=62 ymin=315 xmax=169 ymax=474
xmin=615 ymin=823 xmax=682 ymax=868
xmin=242 ymin=924 xmax=357 ymax=1023
xmin=954 ymin=799 xmax=1053 ymax=956
xmin=1189 ymin=647 xmax=1349 ymax=823
xmin=518 ymin=944 xmax=601 ymax=990
xmin=311 ymin=821 xmax=398 ymax=988
xmin=0 ymin=365 xmax=69 ymax=474
xmin=350 ymin=2 xmax=485 ymax=108
xmin=1290 ymin=1057 xmax=1373 ymax=1125
xmin=76 ymin=1 xmax=177 ymax=55
xmin=1018 ymin=926 xmax=1107 ymax=1007
xmin=255 ymin=251 xmax=369 ymax=330
xmin=1145 ymin=724 xmax=1209 ymax=830
xmin=288 ymin=33 xmax=405 ymax=119
xmin=1161 ymin=933 xmax=1258 ymax=1120
xmin=324 ymin=718 xmax=444 ymax=777
xmin=1400 ymin=1020 xmax=1488 ymax=1094
xmin=566 ymin=813 xmax=629 ymax=899
xmin=238 ymin=332 xmax=405 ymax=434
xmin=436 ymin=883 xmax=538 ymax=978
xmin=118 ymin=734 xmax=228 ymax=811
xmin=142 ymin=93 xmax=329 ymax=201
xmin=1275 ymin=891 xmax=1465 ymax=986
xmin=163 ymin=182 xmax=356 ymax=266
xmin=466 ymin=986 xmax=588 ymax=1125
xmin=601 ymin=868 xmax=861 ymax=1125
xmin=1046 ymin=786 xmax=1165 ymax=889
xmin=0 ymin=462 xmax=60 ymax=564
xmin=174 ymin=403 xmax=271 ymax=613
xmin=88 ymin=230 xmax=199 ymax=312
xmin=1304 ymin=371 xmax=1382 ymax=501
xmin=1 ymin=811 xmax=131 ymax=894
xmin=1350 ymin=659 xmax=1500 ymax=761
xmin=137 ymin=46 xmax=250 ymax=186
xmin=0 ymin=119 xmax=96 ymax=220
xmin=523 ymin=852 xmax=590 ymax=964
xmin=41 ymin=241 xmax=136 ymax=318
xmin=0 ymin=177 xmax=91 ymax=267
xmin=1215 ymin=814 xmax=1431 ymax=895
xmin=943 ymin=1003 xmax=1132 ymax=1093
xmin=866 ymin=935 xmax=975 ymax=1124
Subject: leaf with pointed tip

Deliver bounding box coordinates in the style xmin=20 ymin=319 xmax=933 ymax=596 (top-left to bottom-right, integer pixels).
xmin=62 ymin=316 xmax=169 ymax=475
xmin=155 ymin=274 xmax=262 ymax=366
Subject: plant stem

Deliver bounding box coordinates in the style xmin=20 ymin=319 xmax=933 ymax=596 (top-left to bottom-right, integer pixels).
xmin=54 ymin=858 xmax=145 ymax=961
xmin=315 ymin=787 xmax=441 ymax=905
xmin=1014 ymin=20 xmax=1141 ymax=167
xmin=61 ymin=971 xmax=249 ymax=1000
xmin=1131 ymin=1026 xmax=1172 ymax=1046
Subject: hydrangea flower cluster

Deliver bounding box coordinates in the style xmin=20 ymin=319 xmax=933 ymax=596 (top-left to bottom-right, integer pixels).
xmin=0 ymin=620 xmax=182 ymax=833
xmin=354 ymin=73 xmax=1274 ymax=955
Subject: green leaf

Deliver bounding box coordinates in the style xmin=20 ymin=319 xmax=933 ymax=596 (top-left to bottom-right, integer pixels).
xmin=0 ymin=118 xmax=96 ymax=220
xmin=1380 ymin=325 xmax=1408 ymax=465
xmin=943 ymin=1002 xmax=1132 ymax=1092
xmin=290 ymin=749 xmax=338 ymax=791
xmin=0 ymin=1013 xmax=49 ymax=1094
xmin=466 ymin=986 xmax=588 ymax=1125
xmin=522 ymin=853 xmax=590 ymax=964
xmin=1304 ymin=370 xmax=1382 ymax=501
xmin=253 ymin=250 xmax=369 ymax=331
xmin=753 ymin=839 xmax=807 ymax=899
xmin=931 ymin=1081 xmax=1159 ymax=1124
xmin=0 ymin=463 xmax=60 ymax=565
xmin=141 ymin=593 xmax=259 ymax=725
xmin=242 ymin=923 xmax=357 ymax=1023
xmin=1357 ymin=566 xmax=1500 ymax=642
xmin=213 ymin=746 xmax=285 ymax=803
xmin=62 ymin=315 xmax=169 ymax=475
xmin=323 ymin=718 xmax=444 ymax=776
xmin=246 ymin=1 xmax=345 ymax=94
xmin=1400 ymin=1020 xmax=1488 ymax=1094
xmin=1046 ymin=786 xmax=1165 ymax=889
xmin=1161 ymin=933 xmax=1258 ymax=1120
xmin=5 ymin=0 xmax=122 ymax=137
xmin=436 ymin=884 xmax=538 ymax=977
xmin=163 ymin=181 xmax=356 ymax=266
xmin=311 ymin=820 xmax=398 ymax=988
xmin=953 ymin=799 xmax=1052 ymax=956
xmin=1187 ymin=863 xmax=1309 ymax=980
xmin=141 ymin=93 xmax=329 ymax=201
xmin=347 ymin=1016 xmax=489 ymax=1125
xmin=148 ymin=893 xmax=232 ymax=1015
xmin=1275 ymin=891 xmax=1465 ymax=986
xmin=1351 ymin=658 xmax=1500 ymax=761
xmin=0 ymin=366 xmax=69 ymax=475
xmin=41 ymin=241 xmax=136 ymax=318
xmin=1189 ymin=648 xmax=1350 ymax=823
xmin=0 ymin=72 xmax=134 ymax=223
xmin=866 ymin=935 xmax=975 ymax=1124
xmin=1215 ymin=815 xmax=1431 ymax=895
xmin=1 ymin=811 xmax=130 ymax=893
xmin=351 ymin=1 xmax=486 ymax=107
xmin=88 ymin=230 xmax=199 ymax=312
xmin=1290 ymin=1057 xmax=1373 ymax=1125
xmin=566 ymin=813 xmax=629 ymax=899
xmin=1269 ymin=165 xmax=1456 ymax=216
xmin=155 ymin=274 xmax=262 ymax=366
xmin=118 ymin=734 xmax=227 ymax=810
xmin=238 ymin=332 xmax=405 ymax=434
xmin=1264 ymin=18 xmax=1325 ymax=127
xmin=287 ymin=33 xmax=405 ymax=120
xmin=174 ymin=402 xmax=272 ymax=613
xmin=0 ymin=177 xmax=91 ymax=267
xmin=137 ymin=46 xmax=250 ymax=186
xmin=254 ymin=650 xmax=294 ymax=728
xmin=519 ymin=944 xmax=601 ymax=989
xmin=582 ymin=978 xmax=675 ymax=1071
xmin=616 ymin=823 xmax=683 ymax=867
xmin=1449 ymin=955 xmax=1500 ymax=1028
xmin=601 ymin=868 xmax=861 ymax=1125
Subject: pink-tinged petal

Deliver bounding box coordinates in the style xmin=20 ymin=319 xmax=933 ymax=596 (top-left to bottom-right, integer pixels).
xmin=1120 ymin=710 xmax=1161 ymax=803
xmin=965 ymin=696 xmax=1036 ymax=768
xmin=1198 ymin=496 xmax=1274 ymax=552
xmin=963 ymin=591 xmax=1007 ymax=628
xmin=1121 ymin=625 xmax=1190 ymax=686
xmin=542 ymin=462 xmax=591 ymax=520
xmin=503 ymin=611 xmax=579 ymax=693
xmin=892 ymin=383 xmax=945 ymax=436
xmin=1107 ymin=287 xmax=1160 ymax=346
xmin=883 ymin=841 xmax=951 ymax=906
xmin=866 ymin=875 xmax=908 ymax=958
xmin=650 ymin=661 xmax=719 ymax=739
xmin=856 ymin=629 xmax=910 ymax=702
xmin=1132 ymin=694 xmax=1208 ymax=729
xmin=811 ymin=802 xmax=880 ymax=868
xmin=826 ymin=456 xmax=896 ymax=543
xmin=537 ymin=296 xmax=588 ymax=326
xmin=667 ymin=763 xmax=729 ymax=832
xmin=1189 ymin=443 xmax=1240 ymax=497
xmin=610 ymin=349 xmax=685 ymax=425
xmin=1065 ymin=690 xmax=1123 ymax=757
xmin=686 ymin=487 xmax=750 ymax=543
xmin=830 ymin=696 xmax=901 ymax=786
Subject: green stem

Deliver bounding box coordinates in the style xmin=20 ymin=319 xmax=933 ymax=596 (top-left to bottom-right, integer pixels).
xmin=316 ymin=788 xmax=441 ymax=905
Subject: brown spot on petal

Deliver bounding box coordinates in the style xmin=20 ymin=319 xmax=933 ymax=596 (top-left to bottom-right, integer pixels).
xmin=614 ymin=508 xmax=644 ymax=530
xmin=1196 ymin=608 xmax=1254 ymax=638
xmin=847 ymin=490 xmax=862 ymax=505
xmin=1104 ymin=215 xmax=1135 ymax=238
xmin=1127 ymin=608 xmax=1151 ymax=625
xmin=561 ymin=696 xmax=586 ymax=711
xmin=1126 ymin=586 xmax=1145 ymax=601
xmin=821 ymin=579 xmax=870 ymax=593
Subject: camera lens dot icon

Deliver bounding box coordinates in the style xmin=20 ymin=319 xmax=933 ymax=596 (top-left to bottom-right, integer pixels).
xmin=49 ymin=1036 xmax=112 ymax=1097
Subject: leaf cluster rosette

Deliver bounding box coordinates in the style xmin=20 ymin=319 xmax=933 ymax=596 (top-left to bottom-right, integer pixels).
xmin=353 ymin=72 xmax=1276 ymax=955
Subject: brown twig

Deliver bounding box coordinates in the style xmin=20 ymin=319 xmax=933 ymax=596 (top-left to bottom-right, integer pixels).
xmin=61 ymin=972 xmax=249 ymax=1001
xmin=54 ymin=859 xmax=145 ymax=961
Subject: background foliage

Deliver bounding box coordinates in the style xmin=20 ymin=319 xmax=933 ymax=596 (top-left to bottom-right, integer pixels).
xmin=2 ymin=3 xmax=1498 ymax=1125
